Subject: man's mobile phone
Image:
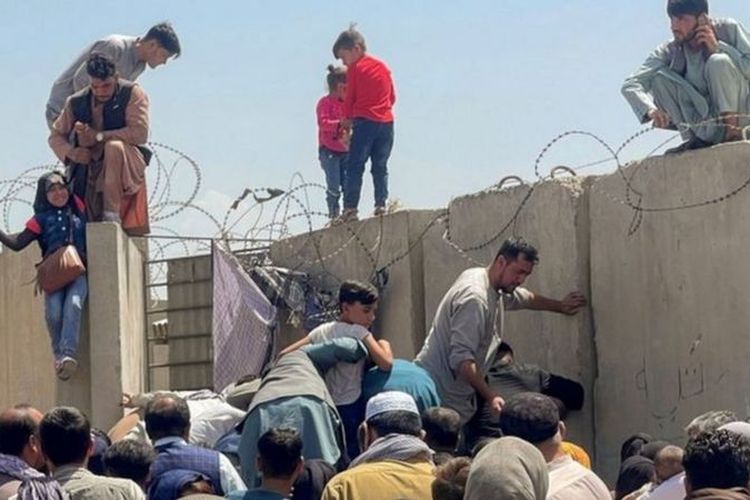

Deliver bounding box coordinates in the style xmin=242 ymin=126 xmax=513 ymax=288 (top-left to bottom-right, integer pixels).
xmin=697 ymin=13 xmax=709 ymax=26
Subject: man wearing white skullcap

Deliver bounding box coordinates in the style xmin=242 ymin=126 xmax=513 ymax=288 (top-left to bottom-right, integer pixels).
xmin=321 ymin=391 xmax=435 ymax=500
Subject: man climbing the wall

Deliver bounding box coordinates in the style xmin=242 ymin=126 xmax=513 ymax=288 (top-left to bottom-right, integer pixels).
xmin=622 ymin=0 xmax=750 ymax=154
xmin=414 ymin=237 xmax=587 ymax=426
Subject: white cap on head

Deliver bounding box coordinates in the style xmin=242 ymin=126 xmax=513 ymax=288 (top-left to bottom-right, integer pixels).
xmin=365 ymin=391 xmax=419 ymax=421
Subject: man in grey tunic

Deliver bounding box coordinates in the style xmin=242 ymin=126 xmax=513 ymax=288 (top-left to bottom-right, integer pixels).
xmin=45 ymin=22 xmax=181 ymax=127
xmin=414 ymin=238 xmax=586 ymax=425
xmin=622 ymin=0 xmax=750 ymax=154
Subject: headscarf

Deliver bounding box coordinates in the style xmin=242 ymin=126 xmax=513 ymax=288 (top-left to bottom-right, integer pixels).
xmin=641 ymin=441 xmax=670 ymax=461
xmin=465 ymin=436 xmax=549 ymax=500
xmin=620 ymin=433 xmax=653 ymax=463
xmin=615 ymin=455 xmax=655 ymax=500
xmin=32 ymin=172 xmax=71 ymax=214
xmin=149 ymin=469 xmax=213 ymax=500
xmin=349 ymin=433 xmax=433 ymax=468
xmin=0 ymin=453 xmax=68 ymax=500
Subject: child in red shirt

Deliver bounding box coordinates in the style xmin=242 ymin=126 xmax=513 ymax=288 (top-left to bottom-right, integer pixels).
xmin=332 ymin=26 xmax=396 ymax=221
xmin=316 ymin=65 xmax=349 ymax=219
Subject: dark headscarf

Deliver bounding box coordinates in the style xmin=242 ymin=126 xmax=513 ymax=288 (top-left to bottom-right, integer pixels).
xmin=32 ymin=171 xmax=72 ymax=214
xmin=615 ymin=456 xmax=655 ymax=500
xmin=292 ymin=459 xmax=337 ymax=500
xmin=620 ymin=433 xmax=653 ymax=463
xmin=641 ymin=440 xmax=670 ymax=461
xmin=149 ymin=469 xmax=212 ymax=500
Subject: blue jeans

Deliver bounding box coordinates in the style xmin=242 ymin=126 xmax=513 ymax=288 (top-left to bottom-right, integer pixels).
xmin=343 ymin=119 xmax=394 ymax=210
xmin=319 ymin=147 xmax=347 ymax=218
xmin=337 ymin=399 xmax=365 ymax=461
xmin=44 ymin=274 xmax=88 ymax=360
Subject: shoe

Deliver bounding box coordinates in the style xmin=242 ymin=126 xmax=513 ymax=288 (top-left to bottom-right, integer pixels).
xmin=102 ymin=211 xmax=122 ymax=223
xmin=374 ymin=206 xmax=386 ymax=216
xmin=335 ymin=209 xmax=358 ymax=224
xmin=664 ymin=136 xmax=712 ymax=155
xmin=57 ymin=357 xmax=78 ymax=381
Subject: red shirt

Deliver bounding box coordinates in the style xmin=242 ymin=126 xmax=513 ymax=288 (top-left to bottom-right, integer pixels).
xmin=316 ymin=94 xmax=348 ymax=153
xmin=343 ymin=54 xmax=396 ymax=123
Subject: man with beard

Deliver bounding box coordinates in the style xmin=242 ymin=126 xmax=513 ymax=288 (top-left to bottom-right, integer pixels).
xmin=622 ymin=0 xmax=750 ymax=154
xmin=49 ymin=52 xmax=151 ymax=234
xmin=414 ymin=237 xmax=586 ymax=425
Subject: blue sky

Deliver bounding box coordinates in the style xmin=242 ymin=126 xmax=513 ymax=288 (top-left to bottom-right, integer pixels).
xmin=1 ymin=1 xmax=747 ymax=237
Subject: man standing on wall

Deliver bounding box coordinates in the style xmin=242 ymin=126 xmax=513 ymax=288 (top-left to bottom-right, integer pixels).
xmin=46 ymin=22 xmax=180 ymax=128
xmin=622 ymin=0 xmax=750 ymax=154
xmin=414 ymin=238 xmax=586 ymax=426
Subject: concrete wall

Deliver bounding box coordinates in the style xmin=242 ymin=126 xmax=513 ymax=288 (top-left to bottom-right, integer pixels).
xmin=267 ymin=142 xmax=750 ymax=482
xmin=0 ymin=247 xmax=61 ymax=412
xmin=87 ymin=223 xmax=147 ymax=430
xmin=590 ymin=142 xmax=750 ymax=480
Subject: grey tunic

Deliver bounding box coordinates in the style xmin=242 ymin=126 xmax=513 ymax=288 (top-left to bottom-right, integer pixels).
xmin=45 ymin=35 xmax=146 ymax=126
xmin=414 ymin=267 xmax=531 ymax=423
xmin=622 ymin=18 xmax=750 ymax=142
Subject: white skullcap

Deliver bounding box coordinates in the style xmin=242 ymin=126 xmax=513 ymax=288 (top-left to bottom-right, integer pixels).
xmin=365 ymin=391 xmax=419 ymax=421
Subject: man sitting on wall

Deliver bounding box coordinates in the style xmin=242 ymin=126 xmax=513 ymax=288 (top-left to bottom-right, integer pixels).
xmin=622 ymin=0 xmax=750 ymax=154
xmin=49 ymin=52 xmax=151 ymax=234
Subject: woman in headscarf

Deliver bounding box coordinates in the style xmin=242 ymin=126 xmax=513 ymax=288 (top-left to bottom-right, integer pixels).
xmin=0 ymin=171 xmax=87 ymax=380
xmin=615 ymin=455 xmax=655 ymax=500
xmin=465 ymin=436 xmax=549 ymax=500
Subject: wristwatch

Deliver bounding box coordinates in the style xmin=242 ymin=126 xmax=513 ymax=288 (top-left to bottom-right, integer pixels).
xmin=95 ymin=132 xmax=104 ymax=143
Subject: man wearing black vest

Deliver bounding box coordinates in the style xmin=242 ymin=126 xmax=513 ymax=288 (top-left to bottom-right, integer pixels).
xmin=49 ymin=53 xmax=151 ymax=235
xmin=145 ymin=394 xmax=246 ymax=499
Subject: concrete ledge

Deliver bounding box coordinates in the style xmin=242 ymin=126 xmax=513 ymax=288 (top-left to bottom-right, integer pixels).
xmin=87 ymin=223 xmax=146 ymax=429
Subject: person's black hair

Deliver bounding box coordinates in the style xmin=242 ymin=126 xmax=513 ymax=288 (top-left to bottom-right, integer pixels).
xmin=143 ymin=22 xmax=181 ymax=57
xmin=257 ymin=428 xmax=303 ymax=478
xmin=497 ymin=341 xmax=514 ymax=357
xmin=332 ymin=23 xmax=367 ymax=57
xmin=338 ymin=280 xmax=378 ymax=307
xmin=104 ymin=439 xmax=156 ymax=486
xmin=641 ymin=440 xmax=670 ymax=461
xmin=422 ymin=407 xmax=461 ymax=451
xmin=326 ymin=65 xmax=347 ymax=93
xmin=367 ymin=410 xmax=422 ymax=437
xmin=615 ymin=456 xmax=655 ymax=500
xmin=0 ymin=405 xmax=38 ymax=456
xmin=683 ymin=430 xmax=750 ymax=491
xmin=549 ymin=396 xmax=569 ymax=422
xmin=495 ymin=237 xmax=539 ymax=264
xmin=86 ymin=53 xmax=116 ymax=80
xmin=471 ymin=437 xmax=497 ymax=458
xmin=292 ymin=458 xmax=336 ymax=500
xmin=620 ymin=433 xmax=653 ymax=463
xmin=499 ymin=393 xmax=559 ymax=444
xmin=144 ymin=394 xmax=191 ymax=441
xmin=39 ymin=407 xmax=91 ymax=467
xmin=87 ymin=427 xmax=112 ymax=475
xmin=667 ymin=0 xmax=708 ymax=17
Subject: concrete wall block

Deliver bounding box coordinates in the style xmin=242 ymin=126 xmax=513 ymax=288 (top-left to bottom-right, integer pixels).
xmin=87 ymin=223 xmax=145 ymax=430
xmin=0 ymin=247 xmax=65 ymax=412
xmin=590 ymin=142 xmax=750 ymax=481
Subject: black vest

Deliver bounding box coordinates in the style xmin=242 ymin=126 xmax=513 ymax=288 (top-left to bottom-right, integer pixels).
xmin=69 ymin=80 xmax=152 ymax=164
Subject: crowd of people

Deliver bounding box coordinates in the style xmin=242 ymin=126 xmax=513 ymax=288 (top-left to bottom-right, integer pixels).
xmin=2 ymin=0 xmax=750 ymax=498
